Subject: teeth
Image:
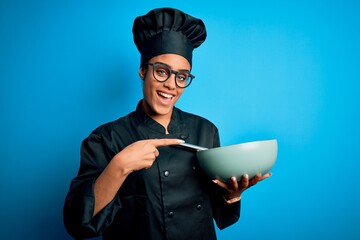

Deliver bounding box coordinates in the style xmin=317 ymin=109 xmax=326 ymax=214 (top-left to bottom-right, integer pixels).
xmin=158 ymin=91 xmax=173 ymax=99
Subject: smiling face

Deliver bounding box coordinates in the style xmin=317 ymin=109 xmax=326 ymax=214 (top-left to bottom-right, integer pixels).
xmin=139 ymin=53 xmax=190 ymax=124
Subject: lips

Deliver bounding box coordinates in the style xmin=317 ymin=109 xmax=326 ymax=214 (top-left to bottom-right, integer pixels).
xmin=157 ymin=91 xmax=174 ymax=104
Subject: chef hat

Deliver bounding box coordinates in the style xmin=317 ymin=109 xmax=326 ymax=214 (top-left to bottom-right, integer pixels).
xmin=132 ymin=7 xmax=207 ymax=66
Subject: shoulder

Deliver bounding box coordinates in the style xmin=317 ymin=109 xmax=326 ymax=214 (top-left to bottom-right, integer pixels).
xmin=88 ymin=111 xmax=137 ymax=139
xmin=80 ymin=111 xmax=139 ymax=155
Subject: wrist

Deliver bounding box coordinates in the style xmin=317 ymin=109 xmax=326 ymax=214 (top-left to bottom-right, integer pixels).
xmin=112 ymin=152 xmax=134 ymax=176
xmin=223 ymin=195 xmax=242 ymax=205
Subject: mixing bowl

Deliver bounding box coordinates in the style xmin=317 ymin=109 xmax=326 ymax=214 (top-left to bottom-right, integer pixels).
xmin=196 ymin=139 xmax=278 ymax=182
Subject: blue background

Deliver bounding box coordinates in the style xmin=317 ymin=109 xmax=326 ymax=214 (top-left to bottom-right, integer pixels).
xmin=1 ymin=0 xmax=359 ymax=239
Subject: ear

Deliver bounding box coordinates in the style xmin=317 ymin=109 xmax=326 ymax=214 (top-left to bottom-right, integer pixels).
xmin=139 ymin=67 xmax=147 ymax=80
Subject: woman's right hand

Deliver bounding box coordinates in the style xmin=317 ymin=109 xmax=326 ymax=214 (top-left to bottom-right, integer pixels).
xmin=112 ymin=138 xmax=184 ymax=175
xmin=93 ymin=138 xmax=183 ymax=217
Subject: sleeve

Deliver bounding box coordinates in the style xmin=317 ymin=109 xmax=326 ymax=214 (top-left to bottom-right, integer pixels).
xmin=209 ymin=128 xmax=241 ymax=230
xmin=212 ymin=192 xmax=241 ymax=230
xmin=63 ymin=131 xmax=122 ymax=239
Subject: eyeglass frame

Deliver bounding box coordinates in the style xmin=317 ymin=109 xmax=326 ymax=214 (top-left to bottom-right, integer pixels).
xmin=144 ymin=62 xmax=195 ymax=88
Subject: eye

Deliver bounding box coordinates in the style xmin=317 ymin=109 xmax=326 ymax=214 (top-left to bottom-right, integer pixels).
xmin=177 ymin=72 xmax=189 ymax=82
xmin=155 ymin=66 xmax=169 ymax=78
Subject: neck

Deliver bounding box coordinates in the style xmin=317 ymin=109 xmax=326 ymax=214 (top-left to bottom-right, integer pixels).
xmin=152 ymin=115 xmax=171 ymax=134
xmin=142 ymin=101 xmax=172 ymax=134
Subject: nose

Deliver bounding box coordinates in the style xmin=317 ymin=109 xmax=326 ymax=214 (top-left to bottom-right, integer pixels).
xmin=163 ymin=73 xmax=177 ymax=89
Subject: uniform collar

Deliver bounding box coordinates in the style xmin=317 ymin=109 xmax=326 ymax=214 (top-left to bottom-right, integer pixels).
xmin=135 ymin=100 xmax=189 ymax=140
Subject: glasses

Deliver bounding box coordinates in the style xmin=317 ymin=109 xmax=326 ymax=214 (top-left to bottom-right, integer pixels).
xmin=145 ymin=62 xmax=195 ymax=88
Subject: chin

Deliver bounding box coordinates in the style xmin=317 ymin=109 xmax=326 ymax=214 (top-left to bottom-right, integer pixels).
xmin=154 ymin=104 xmax=174 ymax=115
xmin=143 ymin=99 xmax=174 ymax=117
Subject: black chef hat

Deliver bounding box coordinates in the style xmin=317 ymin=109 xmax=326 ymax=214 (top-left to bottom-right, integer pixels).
xmin=132 ymin=7 xmax=207 ymax=66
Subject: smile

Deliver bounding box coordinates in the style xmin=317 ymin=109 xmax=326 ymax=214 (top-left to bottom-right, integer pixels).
xmin=157 ymin=91 xmax=174 ymax=100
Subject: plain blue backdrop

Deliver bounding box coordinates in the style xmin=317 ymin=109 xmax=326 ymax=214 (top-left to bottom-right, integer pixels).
xmin=1 ymin=0 xmax=359 ymax=239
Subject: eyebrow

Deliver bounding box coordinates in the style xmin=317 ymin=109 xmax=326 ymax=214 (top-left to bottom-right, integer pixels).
xmin=154 ymin=61 xmax=191 ymax=72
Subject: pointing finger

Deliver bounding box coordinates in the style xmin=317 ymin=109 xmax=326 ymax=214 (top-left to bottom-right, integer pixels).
xmin=148 ymin=138 xmax=185 ymax=147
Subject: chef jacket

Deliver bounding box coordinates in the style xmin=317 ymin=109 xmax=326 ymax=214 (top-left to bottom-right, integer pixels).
xmin=63 ymin=100 xmax=240 ymax=240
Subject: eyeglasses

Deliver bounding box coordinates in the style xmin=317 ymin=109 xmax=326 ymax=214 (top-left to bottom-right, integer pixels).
xmin=145 ymin=62 xmax=195 ymax=88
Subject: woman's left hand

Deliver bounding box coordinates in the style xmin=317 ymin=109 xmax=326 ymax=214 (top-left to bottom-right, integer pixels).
xmin=213 ymin=173 xmax=272 ymax=201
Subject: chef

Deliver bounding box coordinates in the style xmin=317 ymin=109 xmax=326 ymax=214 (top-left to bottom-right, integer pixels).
xmin=63 ymin=7 xmax=270 ymax=240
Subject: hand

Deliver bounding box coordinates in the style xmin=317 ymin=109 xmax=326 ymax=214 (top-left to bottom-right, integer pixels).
xmin=112 ymin=138 xmax=184 ymax=174
xmin=213 ymin=173 xmax=272 ymax=201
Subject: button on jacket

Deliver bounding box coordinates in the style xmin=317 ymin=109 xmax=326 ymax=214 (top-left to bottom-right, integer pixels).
xmin=63 ymin=101 xmax=240 ymax=240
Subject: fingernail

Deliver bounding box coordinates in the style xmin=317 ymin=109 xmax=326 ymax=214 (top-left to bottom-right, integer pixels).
xmin=178 ymin=139 xmax=185 ymax=143
xmin=212 ymin=179 xmax=218 ymax=184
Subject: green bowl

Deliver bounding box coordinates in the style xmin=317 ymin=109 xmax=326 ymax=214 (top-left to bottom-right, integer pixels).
xmin=196 ymin=139 xmax=278 ymax=182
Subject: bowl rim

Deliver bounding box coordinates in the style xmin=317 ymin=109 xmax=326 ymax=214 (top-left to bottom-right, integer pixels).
xmin=200 ymin=139 xmax=278 ymax=153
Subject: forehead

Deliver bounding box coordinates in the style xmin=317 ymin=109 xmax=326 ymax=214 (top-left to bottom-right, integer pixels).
xmin=149 ymin=54 xmax=191 ymax=70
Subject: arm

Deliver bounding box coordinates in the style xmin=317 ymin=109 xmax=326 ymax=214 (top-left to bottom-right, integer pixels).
xmin=93 ymin=138 xmax=183 ymax=216
xmin=207 ymin=129 xmax=271 ymax=229
xmin=63 ymin=133 xmax=183 ymax=238
xmin=212 ymin=173 xmax=272 ymax=229
xmin=63 ymin=133 xmax=119 ymax=239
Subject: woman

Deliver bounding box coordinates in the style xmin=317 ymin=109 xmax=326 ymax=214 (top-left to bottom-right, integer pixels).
xmin=63 ymin=7 xmax=270 ymax=240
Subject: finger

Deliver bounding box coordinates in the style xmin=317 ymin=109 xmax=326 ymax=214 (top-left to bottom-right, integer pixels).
xmin=148 ymin=138 xmax=185 ymax=147
xmin=240 ymin=174 xmax=249 ymax=189
xmin=261 ymin=172 xmax=272 ymax=179
xmin=213 ymin=177 xmax=240 ymax=192
xmin=212 ymin=179 xmax=229 ymax=190
xmin=154 ymin=149 xmax=159 ymax=157
xmin=249 ymin=173 xmax=272 ymax=186
xmin=230 ymin=176 xmax=238 ymax=191
xmin=249 ymin=173 xmax=262 ymax=186
xmin=144 ymin=161 xmax=153 ymax=169
xmin=257 ymin=172 xmax=272 ymax=182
